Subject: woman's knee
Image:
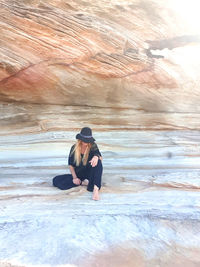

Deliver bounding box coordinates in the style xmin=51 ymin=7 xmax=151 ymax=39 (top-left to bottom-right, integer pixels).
xmin=95 ymin=159 xmax=103 ymax=169
xmin=52 ymin=174 xmax=65 ymax=187
xmin=97 ymin=160 xmax=103 ymax=174
xmin=52 ymin=175 xmax=60 ymax=187
xmin=53 ymin=179 xmax=57 ymax=187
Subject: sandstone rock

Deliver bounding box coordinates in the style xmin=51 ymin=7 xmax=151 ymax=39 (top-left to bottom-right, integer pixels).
xmin=1 ymin=0 xmax=200 ymax=266
xmin=0 ymin=0 xmax=200 ymax=111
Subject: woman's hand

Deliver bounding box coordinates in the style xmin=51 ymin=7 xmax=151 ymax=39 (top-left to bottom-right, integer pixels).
xmin=73 ymin=178 xmax=81 ymax=185
xmin=89 ymin=155 xmax=99 ymax=167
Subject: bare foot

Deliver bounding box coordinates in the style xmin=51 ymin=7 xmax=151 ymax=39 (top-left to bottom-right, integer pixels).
xmin=92 ymin=186 xmax=100 ymax=201
xmin=82 ymin=179 xmax=89 ymax=186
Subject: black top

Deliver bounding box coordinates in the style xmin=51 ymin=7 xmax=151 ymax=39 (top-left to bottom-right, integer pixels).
xmin=68 ymin=143 xmax=102 ymax=173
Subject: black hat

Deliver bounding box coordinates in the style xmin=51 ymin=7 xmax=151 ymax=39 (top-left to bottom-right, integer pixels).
xmin=76 ymin=127 xmax=95 ymax=143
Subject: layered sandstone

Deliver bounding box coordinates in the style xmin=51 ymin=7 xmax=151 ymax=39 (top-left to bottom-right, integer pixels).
xmin=0 ymin=0 xmax=200 ymax=113
xmin=1 ymin=0 xmax=200 ymax=266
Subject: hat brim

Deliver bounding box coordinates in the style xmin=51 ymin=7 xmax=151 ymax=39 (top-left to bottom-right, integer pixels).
xmin=76 ymin=134 xmax=95 ymax=143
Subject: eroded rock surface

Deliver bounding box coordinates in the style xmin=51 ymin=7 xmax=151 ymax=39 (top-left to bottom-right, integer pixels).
xmin=1 ymin=0 xmax=200 ymax=266
xmin=1 ymin=122 xmax=200 ymax=266
xmin=0 ymin=0 xmax=200 ymax=112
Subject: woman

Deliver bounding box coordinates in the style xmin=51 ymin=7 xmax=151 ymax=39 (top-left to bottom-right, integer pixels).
xmin=52 ymin=127 xmax=103 ymax=200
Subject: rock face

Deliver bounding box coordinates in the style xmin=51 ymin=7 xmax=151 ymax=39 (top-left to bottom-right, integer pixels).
xmin=1 ymin=0 xmax=200 ymax=266
xmin=0 ymin=0 xmax=200 ymax=112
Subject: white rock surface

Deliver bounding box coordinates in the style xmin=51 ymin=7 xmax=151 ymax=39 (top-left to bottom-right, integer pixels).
xmin=1 ymin=127 xmax=200 ymax=266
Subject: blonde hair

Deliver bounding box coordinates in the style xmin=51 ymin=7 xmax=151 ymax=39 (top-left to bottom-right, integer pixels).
xmin=72 ymin=140 xmax=92 ymax=166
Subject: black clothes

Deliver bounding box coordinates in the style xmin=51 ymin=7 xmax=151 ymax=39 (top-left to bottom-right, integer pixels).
xmin=52 ymin=143 xmax=103 ymax=191
xmin=68 ymin=142 xmax=101 ymax=173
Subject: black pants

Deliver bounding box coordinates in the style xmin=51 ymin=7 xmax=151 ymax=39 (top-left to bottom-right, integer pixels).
xmin=52 ymin=160 xmax=103 ymax=191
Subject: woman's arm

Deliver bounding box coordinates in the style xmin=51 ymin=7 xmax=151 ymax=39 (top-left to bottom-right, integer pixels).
xmin=69 ymin=165 xmax=81 ymax=185
xmin=92 ymin=143 xmax=102 ymax=157
xmin=69 ymin=165 xmax=77 ymax=179
xmin=68 ymin=145 xmax=81 ymax=185
xmin=89 ymin=143 xmax=103 ymax=167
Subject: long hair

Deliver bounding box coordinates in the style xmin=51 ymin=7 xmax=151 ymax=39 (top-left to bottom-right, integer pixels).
xmin=72 ymin=140 xmax=92 ymax=166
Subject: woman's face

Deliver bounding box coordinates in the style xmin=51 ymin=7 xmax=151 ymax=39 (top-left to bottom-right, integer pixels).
xmin=81 ymin=141 xmax=88 ymax=146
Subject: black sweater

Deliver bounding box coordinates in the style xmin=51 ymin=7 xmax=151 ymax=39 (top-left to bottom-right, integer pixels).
xmin=68 ymin=143 xmax=102 ymax=173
